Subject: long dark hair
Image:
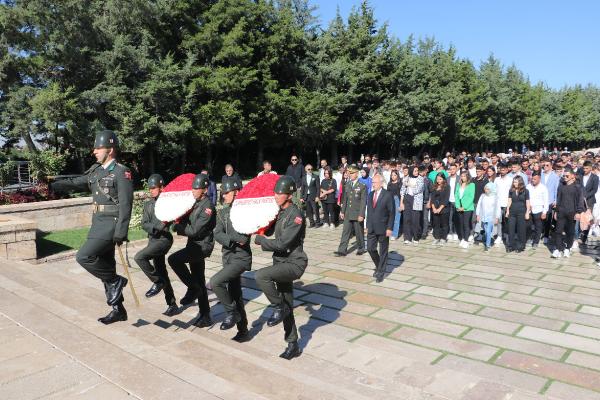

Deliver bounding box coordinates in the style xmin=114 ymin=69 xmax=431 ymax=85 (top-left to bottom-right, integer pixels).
xmin=511 ymin=175 xmax=526 ymax=193
xmin=434 ymin=173 xmax=447 ymax=191
xmin=390 ymin=170 xmax=400 ymax=182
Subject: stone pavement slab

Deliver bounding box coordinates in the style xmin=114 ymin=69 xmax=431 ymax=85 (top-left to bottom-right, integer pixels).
xmin=3 ymin=226 xmax=600 ymax=398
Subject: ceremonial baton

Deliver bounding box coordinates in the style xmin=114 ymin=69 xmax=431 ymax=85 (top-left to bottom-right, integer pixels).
xmin=117 ymin=244 xmax=140 ymax=307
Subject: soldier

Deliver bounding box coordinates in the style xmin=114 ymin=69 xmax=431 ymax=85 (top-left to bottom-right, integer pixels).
xmin=168 ymin=174 xmax=215 ymax=328
xmin=254 ymin=176 xmax=307 ymax=360
xmin=209 ymin=179 xmax=251 ymax=342
xmin=334 ymin=165 xmax=367 ymax=257
xmin=50 ymin=130 xmax=133 ymax=324
xmin=134 ymin=174 xmax=179 ymax=317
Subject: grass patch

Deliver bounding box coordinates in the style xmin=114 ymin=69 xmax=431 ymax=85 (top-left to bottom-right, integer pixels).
xmin=37 ymin=227 xmax=147 ymax=258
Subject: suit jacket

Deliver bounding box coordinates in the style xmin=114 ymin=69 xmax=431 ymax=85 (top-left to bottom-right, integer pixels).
xmin=341 ymin=179 xmax=367 ymax=220
xmin=301 ymin=173 xmax=320 ymax=201
xmin=366 ymin=189 xmax=395 ymax=235
xmin=582 ymin=173 xmax=599 ymax=209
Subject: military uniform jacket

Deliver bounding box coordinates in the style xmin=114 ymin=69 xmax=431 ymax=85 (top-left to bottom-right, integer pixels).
xmin=255 ymin=204 xmax=308 ymax=269
xmin=141 ymin=197 xmax=173 ymax=241
xmin=213 ymin=204 xmax=252 ymax=269
xmin=173 ymin=196 xmax=215 ymax=257
xmin=51 ymin=160 xmax=133 ymax=241
xmin=340 ymin=179 xmax=367 ymax=220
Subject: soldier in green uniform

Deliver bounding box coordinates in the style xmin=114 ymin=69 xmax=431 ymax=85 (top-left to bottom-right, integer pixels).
xmin=254 ymin=175 xmax=307 ymax=360
xmin=134 ymin=174 xmax=179 ymax=317
xmin=209 ymin=179 xmax=251 ymax=342
xmin=50 ymin=130 xmax=134 ymax=324
xmin=168 ymin=174 xmax=215 ymax=328
xmin=334 ymin=165 xmax=367 ymax=257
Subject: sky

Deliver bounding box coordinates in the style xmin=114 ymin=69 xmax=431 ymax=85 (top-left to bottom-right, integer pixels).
xmin=310 ymin=0 xmax=599 ymax=89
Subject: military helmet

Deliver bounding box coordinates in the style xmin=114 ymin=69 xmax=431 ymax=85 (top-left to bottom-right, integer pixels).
xmin=221 ymin=179 xmax=240 ymax=194
xmin=94 ymin=130 xmax=119 ymax=149
xmin=274 ymin=175 xmax=296 ymax=194
xmin=147 ymin=174 xmax=164 ymax=189
xmin=192 ymin=173 xmax=209 ymax=189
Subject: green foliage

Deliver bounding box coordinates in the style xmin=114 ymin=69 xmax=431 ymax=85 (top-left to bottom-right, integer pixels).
xmin=1 ymin=0 xmax=599 ymax=171
xmin=27 ymin=151 xmax=68 ymax=181
xmin=0 ymin=161 xmax=16 ymax=188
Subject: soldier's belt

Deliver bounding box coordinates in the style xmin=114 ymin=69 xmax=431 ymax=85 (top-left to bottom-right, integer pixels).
xmin=92 ymin=204 xmax=119 ymax=213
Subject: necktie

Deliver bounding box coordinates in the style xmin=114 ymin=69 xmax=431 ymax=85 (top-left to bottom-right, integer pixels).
xmin=373 ymin=191 xmax=378 ymax=208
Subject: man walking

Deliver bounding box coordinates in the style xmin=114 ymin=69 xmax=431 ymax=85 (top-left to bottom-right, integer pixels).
xmin=334 ymin=165 xmax=367 ymax=256
xmin=254 ymin=176 xmax=308 ymax=360
xmin=51 ymin=130 xmax=133 ymax=324
xmin=366 ymin=175 xmax=395 ymax=282
xmin=134 ymin=174 xmax=178 ymax=316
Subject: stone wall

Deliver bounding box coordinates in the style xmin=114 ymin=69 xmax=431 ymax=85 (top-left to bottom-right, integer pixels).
xmin=0 ymin=216 xmax=37 ymax=261
xmin=0 ymin=197 xmax=93 ymax=232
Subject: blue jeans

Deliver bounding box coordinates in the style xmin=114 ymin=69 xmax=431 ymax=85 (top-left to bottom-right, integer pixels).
xmin=483 ymin=221 xmax=494 ymax=248
xmin=393 ymin=196 xmax=401 ymax=238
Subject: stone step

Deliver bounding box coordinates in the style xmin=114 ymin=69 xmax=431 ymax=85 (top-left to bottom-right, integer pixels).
xmin=0 ymin=260 xmax=437 ymax=400
xmin=3 ymin=259 xmax=572 ymax=400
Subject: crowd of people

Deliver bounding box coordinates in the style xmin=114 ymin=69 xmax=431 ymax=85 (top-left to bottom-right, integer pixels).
xmin=227 ymin=149 xmax=599 ymax=262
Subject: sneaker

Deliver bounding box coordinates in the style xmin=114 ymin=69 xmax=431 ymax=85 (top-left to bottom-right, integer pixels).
xmin=563 ymin=249 xmax=571 ymax=258
xmin=468 ymin=235 xmax=474 ymax=243
xmin=412 ymin=240 xmax=419 ymax=245
xmin=551 ymin=249 xmax=561 ymax=258
xmin=572 ymin=241 xmax=579 ymax=250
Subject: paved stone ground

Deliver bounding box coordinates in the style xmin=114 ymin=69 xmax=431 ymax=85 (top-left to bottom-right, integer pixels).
xmin=2 ymin=226 xmax=600 ymax=399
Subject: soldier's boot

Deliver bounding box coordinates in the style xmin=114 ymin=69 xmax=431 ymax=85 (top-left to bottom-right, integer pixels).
xmin=267 ymin=303 xmax=290 ymax=327
xmin=98 ymin=303 xmax=127 ymax=325
xmin=102 ymin=281 xmax=111 ymax=305
xmin=193 ymin=312 xmax=212 ymax=328
xmin=231 ymin=327 xmax=250 ymax=343
xmin=180 ymin=288 xmax=198 ymax=306
xmin=145 ymin=282 xmax=164 ymax=298
xmin=279 ymin=341 xmax=301 ymax=360
xmin=106 ymin=276 xmax=128 ymax=306
xmin=220 ymin=309 xmax=241 ymax=330
xmin=163 ymin=300 xmax=180 ymax=317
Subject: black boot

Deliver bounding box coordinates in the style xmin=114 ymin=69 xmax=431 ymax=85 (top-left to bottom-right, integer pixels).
xmin=193 ymin=313 xmax=212 ymax=328
xmin=232 ymin=327 xmax=249 ymax=343
xmin=145 ymin=282 xmax=164 ymax=298
xmin=180 ymin=288 xmax=198 ymax=306
xmin=98 ymin=303 xmax=127 ymax=325
xmin=163 ymin=302 xmax=180 ymax=317
xmin=220 ymin=310 xmax=241 ymax=330
xmin=279 ymin=341 xmax=301 ymax=360
xmin=267 ymin=303 xmax=290 ymax=327
xmin=375 ymin=272 xmax=384 ymax=283
xmin=106 ymin=276 xmax=128 ymax=306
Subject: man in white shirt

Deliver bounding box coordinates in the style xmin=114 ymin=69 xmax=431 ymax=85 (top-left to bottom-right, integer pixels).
xmin=467 ymin=158 xmax=477 ymax=178
xmin=318 ymin=159 xmax=328 ymax=182
xmin=526 ymin=172 xmax=549 ymax=248
xmin=257 ymin=160 xmax=277 ymax=176
xmin=495 ymin=163 xmax=513 ymax=244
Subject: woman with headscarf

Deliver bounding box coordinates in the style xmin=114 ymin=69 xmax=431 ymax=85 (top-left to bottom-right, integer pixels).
xmin=476 ymin=181 xmax=502 ymax=251
xmin=400 ymin=165 xmax=425 ymax=244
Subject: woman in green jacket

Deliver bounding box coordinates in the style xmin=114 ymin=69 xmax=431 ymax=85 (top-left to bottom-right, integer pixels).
xmin=455 ymin=170 xmax=475 ymax=249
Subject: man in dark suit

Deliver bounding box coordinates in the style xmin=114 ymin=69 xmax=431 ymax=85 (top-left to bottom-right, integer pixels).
xmin=301 ymin=164 xmax=322 ymax=227
xmin=367 ymin=174 xmax=395 ymax=282
xmin=580 ymin=160 xmax=599 ymax=243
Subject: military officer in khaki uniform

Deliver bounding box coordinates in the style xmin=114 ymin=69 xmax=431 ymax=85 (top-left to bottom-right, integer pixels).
xmin=134 ymin=174 xmax=179 ymax=317
xmin=334 ymin=165 xmax=367 ymax=256
xmin=51 ymin=130 xmax=134 ymax=324
xmin=254 ymin=176 xmax=307 ymax=360
xmin=168 ymin=174 xmax=216 ymax=328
